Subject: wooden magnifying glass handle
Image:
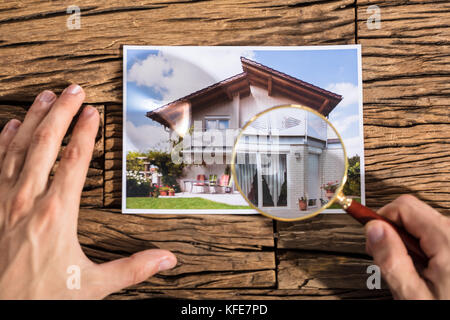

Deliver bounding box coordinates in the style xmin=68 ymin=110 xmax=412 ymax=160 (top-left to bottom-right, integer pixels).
xmin=336 ymin=193 xmax=428 ymax=267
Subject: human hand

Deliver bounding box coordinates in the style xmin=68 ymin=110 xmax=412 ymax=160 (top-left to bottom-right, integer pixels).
xmin=0 ymin=85 xmax=177 ymax=299
xmin=365 ymin=194 xmax=450 ymax=299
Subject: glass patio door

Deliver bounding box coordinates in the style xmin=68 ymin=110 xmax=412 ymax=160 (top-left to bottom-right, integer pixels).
xmin=235 ymin=153 xmax=287 ymax=208
xmin=259 ymin=153 xmax=287 ymax=208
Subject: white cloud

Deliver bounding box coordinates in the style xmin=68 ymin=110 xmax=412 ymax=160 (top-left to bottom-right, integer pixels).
xmin=125 ymin=135 xmax=138 ymax=152
xmin=127 ymin=48 xmax=255 ymax=110
xmin=160 ymin=47 xmax=255 ymax=81
xmin=126 ymin=121 xmax=170 ymax=153
xmin=330 ymin=114 xmax=359 ymax=135
xmin=127 ymin=51 xmax=214 ymax=108
xmin=326 ymin=82 xmax=359 ymax=108
xmin=342 ymin=135 xmax=363 ymax=158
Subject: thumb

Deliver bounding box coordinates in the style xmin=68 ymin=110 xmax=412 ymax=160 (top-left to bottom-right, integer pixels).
xmin=92 ymin=249 xmax=177 ymax=298
xmin=365 ymin=220 xmax=433 ymax=300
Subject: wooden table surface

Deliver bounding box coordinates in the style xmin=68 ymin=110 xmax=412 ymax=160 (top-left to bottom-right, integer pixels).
xmin=0 ymin=0 xmax=448 ymax=300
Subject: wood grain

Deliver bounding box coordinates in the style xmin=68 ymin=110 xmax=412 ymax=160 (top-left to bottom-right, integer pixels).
xmin=277 ymin=214 xmax=366 ymax=254
xmin=78 ymin=208 xmax=276 ymax=290
xmin=1 ymin=0 xmax=448 ymax=300
xmin=275 ymin=2 xmax=448 ymax=297
xmin=106 ymin=288 xmax=391 ymax=300
xmin=0 ymin=104 xmax=104 ymax=206
xmin=104 ymin=105 xmax=122 ymax=207
xmin=357 ymin=0 xmax=450 ymax=213
xmin=106 ymin=250 xmax=390 ymax=299
xmin=277 ymin=251 xmax=389 ymax=292
xmin=0 ymin=0 xmax=355 ymax=103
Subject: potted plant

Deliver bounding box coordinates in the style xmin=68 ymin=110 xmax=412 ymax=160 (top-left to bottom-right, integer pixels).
xmin=168 ymin=187 xmax=175 ymax=196
xmin=159 ymin=185 xmax=169 ymax=196
xmin=298 ymin=196 xmax=307 ymax=211
xmin=150 ymin=184 xmax=159 ymax=198
xmin=321 ymin=180 xmax=339 ymax=200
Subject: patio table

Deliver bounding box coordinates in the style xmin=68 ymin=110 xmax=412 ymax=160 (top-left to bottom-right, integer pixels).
xmin=182 ymin=179 xmax=210 ymax=193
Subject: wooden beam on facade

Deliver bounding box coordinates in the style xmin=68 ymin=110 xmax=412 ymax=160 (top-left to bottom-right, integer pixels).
xmin=225 ymin=88 xmax=233 ymax=100
xmin=318 ymin=98 xmax=329 ymax=114
xmin=244 ymin=64 xmax=331 ymax=102
xmin=267 ymin=76 xmax=273 ymax=96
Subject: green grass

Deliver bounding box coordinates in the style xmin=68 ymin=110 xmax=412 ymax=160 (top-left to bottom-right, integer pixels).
xmin=127 ymin=197 xmax=251 ymax=210
xmin=328 ymin=197 xmax=361 ymax=209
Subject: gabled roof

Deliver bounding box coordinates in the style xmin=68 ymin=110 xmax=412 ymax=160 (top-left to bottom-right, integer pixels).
xmin=240 ymin=57 xmax=342 ymax=115
xmin=146 ymin=72 xmax=250 ymax=128
xmin=146 ymin=57 xmax=342 ymax=129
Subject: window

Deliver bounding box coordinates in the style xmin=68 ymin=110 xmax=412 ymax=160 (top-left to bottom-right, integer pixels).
xmin=205 ymin=118 xmax=229 ymax=131
xmin=218 ymin=119 xmax=229 ymax=130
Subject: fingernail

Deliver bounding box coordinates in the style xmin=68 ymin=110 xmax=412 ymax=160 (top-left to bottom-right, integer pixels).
xmin=64 ymin=84 xmax=82 ymax=95
xmin=38 ymin=90 xmax=56 ymax=103
xmin=367 ymin=223 xmax=384 ymax=245
xmin=158 ymin=257 xmax=176 ymax=272
xmin=82 ymin=106 xmax=96 ymax=118
xmin=5 ymin=119 xmax=20 ymax=132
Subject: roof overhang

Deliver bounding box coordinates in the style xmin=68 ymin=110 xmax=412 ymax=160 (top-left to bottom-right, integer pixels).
xmin=146 ymin=72 xmax=250 ymax=135
xmin=146 ymin=57 xmax=343 ymax=132
xmin=240 ymin=57 xmax=342 ymax=116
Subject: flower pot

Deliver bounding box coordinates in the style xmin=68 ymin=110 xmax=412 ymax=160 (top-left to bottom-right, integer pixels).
xmin=326 ymin=191 xmax=334 ymax=200
xmin=168 ymin=191 xmax=175 ymax=196
xmin=298 ymin=200 xmax=307 ymax=211
xmin=160 ymin=191 xmax=168 ymax=196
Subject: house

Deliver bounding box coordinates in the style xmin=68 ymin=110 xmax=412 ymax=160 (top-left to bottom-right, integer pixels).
xmin=146 ymin=57 xmax=344 ymax=215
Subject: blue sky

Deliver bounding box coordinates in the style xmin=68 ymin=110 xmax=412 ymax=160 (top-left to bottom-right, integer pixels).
xmin=125 ymin=46 xmax=362 ymax=157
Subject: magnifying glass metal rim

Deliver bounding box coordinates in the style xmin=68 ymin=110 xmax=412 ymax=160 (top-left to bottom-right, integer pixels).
xmin=231 ymin=104 xmax=349 ymax=222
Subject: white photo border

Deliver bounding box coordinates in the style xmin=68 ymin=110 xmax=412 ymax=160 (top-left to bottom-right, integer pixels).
xmin=122 ymin=45 xmax=365 ymax=215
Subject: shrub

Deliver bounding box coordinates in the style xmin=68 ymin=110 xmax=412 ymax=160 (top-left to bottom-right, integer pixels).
xmin=126 ymin=178 xmax=151 ymax=197
xmin=344 ymin=155 xmax=361 ymax=197
xmin=126 ymin=171 xmax=151 ymax=197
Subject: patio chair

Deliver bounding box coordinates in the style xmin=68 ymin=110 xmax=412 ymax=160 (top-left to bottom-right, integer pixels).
xmin=192 ymin=174 xmax=206 ymax=193
xmin=225 ymin=175 xmax=233 ymax=193
xmin=208 ymin=174 xmax=218 ymax=193
xmin=219 ymin=174 xmax=231 ymax=193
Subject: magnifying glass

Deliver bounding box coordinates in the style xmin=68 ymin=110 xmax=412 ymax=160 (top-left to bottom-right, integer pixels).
xmin=231 ymin=104 xmax=427 ymax=265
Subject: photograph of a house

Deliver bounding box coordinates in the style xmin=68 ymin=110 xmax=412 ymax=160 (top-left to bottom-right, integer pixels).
xmin=123 ymin=46 xmax=364 ymax=213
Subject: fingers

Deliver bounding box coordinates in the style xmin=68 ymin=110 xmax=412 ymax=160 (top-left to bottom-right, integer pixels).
xmin=365 ymin=220 xmax=434 ymax=299
xmin=0 ymin=91 xmax=56 ymax=184
xmin=0 ymin=120 xmax=21 ymax=171
xmin=377 ymin=194 xmax=447 ymax=258
xmin=18 ymin=84 xmax=85 ymax=197
xmin=92 ymin=249 xmax=177 ymax=298
xmin=50 ymin=106 xmax=99 ymax=205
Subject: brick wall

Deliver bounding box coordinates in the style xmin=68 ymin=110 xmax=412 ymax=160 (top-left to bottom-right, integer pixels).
xmin=320 ymin=148 xmax=346 ymax=201
xmin=287 ymin=145 xmax=307 ymax=210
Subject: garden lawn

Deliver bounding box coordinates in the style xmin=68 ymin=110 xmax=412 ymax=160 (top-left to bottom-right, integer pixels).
xmin=127 ymin=197 xmax=251 ymax=209
xmin=328 ymin=197 xmax=361 ymax=209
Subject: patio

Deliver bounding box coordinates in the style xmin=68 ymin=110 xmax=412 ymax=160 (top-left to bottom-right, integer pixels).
xmin=159 ymin=192 xmax=249 ymax=206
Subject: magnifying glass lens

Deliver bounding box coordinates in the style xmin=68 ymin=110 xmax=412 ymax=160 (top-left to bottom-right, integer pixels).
xmin=233 ymin=105 xmax=346 ymax=220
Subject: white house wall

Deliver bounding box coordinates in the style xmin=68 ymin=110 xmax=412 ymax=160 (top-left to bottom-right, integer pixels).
xmin=180 ymin=84 xmax=339 ymax=206
xmin=191 ymin=97 xmax=239 ymax=129
xmin=189 ymin=85 xmax=308 ymax=131
xmin=320 ymin=148 xmax=346 ymax=200
xmin=287 ymin=145 xmax=307 ymax=210
xmin=239 ymin=85 xmax=301 ymax=127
